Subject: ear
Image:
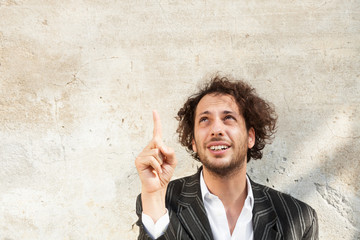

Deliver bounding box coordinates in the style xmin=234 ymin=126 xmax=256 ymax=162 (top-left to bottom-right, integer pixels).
xmin=192 ymin=138 xmax=197 ymax=153
xmin=248 ymin=127 xmax=255 ymax=149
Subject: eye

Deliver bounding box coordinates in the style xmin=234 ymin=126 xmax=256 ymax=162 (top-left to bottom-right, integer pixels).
xmin=224 ymin=115 xmax=235 ymax=121
xmin=199 ymin=117 xmax=208 ymax=123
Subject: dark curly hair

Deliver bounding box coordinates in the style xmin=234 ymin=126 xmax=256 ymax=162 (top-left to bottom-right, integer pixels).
xmin=176 ymin=75 xmax=277 ymax=162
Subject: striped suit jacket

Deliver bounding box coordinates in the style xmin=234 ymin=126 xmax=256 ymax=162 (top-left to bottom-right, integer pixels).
xmin=136 ymin=168 xmax=318 ymax=240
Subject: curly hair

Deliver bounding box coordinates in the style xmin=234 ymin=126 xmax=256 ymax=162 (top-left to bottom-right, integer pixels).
xmin=176 ymin=75 xmax=277 ymax=162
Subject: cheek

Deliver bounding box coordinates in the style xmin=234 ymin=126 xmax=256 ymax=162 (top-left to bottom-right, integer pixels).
xmin=197 ymin=128 xmax=210 ymax=143
xmin=227 ymin=128 xmax=246 ymax=142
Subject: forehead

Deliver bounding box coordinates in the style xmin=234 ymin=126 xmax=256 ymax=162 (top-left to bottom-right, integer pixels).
xmin=195 ymin=94 xmax=240 ymax=115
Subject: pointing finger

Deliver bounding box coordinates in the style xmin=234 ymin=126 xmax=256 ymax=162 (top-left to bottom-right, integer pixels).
xmin=152 ymin=110 xmax=162 ymax=140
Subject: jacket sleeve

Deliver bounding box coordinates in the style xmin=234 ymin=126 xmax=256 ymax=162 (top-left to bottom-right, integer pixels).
xmin=302 ymin=208 xmax=319 ymax=240
xmin=136 ymin=194 xmax=191 ymax=240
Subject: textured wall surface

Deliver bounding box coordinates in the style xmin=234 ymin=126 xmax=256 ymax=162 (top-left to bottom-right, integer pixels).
xmin=0 ymin=0 xmax=359 ymax=239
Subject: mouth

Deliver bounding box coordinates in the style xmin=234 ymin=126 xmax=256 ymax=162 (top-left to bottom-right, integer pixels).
xmin=209 ymin=145 xmax=230 ymax=151
xmin=207 ymin=141 xmax=231 ymax=154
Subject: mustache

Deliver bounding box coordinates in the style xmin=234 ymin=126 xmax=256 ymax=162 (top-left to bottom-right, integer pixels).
xmin=204 ymin=137 xmax=230 ymax=146
xmin=194 ymin=137 xmax=230 ymax=146
xmin=208 ymin=137 xmax=226 ymax=142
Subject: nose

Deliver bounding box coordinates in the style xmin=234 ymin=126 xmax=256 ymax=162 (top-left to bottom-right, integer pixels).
xmin=210 ymin=119 xmax=224 ymax=137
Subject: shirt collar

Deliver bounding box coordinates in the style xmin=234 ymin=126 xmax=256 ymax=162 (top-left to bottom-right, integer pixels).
xmin=200 ymin=169 xmax=254 ymax=209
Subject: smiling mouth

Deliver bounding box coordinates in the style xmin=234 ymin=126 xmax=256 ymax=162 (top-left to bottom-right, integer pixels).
xmin=209 ymin=145 xmax=230 ymax=151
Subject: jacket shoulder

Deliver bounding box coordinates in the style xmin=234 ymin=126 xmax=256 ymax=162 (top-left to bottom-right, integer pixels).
xmin=165 ymin=171 xmax=200 ymax=209
xmin=255 ymin=181 xmax=315 ymax=210
xmin=252 ymin=181 xmax=318 ymax=239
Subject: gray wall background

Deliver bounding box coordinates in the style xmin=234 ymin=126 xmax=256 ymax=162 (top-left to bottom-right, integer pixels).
xmin=1 ymin=0 xmax=359 ymax=239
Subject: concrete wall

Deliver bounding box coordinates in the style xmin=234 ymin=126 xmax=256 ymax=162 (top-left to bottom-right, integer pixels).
xmin=0 ymin=0 xmax=359 ymax=239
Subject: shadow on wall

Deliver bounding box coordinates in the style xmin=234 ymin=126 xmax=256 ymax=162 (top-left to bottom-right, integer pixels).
xmin=249 ymin=104 xmax=360 ymax=238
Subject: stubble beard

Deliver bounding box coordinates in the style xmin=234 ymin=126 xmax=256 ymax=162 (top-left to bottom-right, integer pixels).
xmin=199 ymin=147 xmax=247 ymax=178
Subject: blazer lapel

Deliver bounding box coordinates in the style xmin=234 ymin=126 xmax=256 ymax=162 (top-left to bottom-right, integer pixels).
xmin=177 ymin=169 xmax=214 ymax=240
xmin=174 ymin=171 xmax=282 ymax=240
xmin=251 ymin=179 xmax=282 ymax=240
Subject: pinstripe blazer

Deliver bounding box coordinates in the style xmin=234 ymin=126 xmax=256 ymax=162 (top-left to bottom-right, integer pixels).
xmin=136 ymin=168 xmax=318 ymax=240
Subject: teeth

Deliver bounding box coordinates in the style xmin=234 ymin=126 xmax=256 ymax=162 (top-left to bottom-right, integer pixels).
xmin=210 ymin=145 xmax=229 ymax=151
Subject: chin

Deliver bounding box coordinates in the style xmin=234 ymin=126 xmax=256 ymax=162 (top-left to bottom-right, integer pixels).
xmin=201 ymin=158 xmax=244 ymax=178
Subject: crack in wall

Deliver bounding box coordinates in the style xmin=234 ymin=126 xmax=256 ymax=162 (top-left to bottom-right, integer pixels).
xmin=314 ymin=182 xmax=357 ymax=229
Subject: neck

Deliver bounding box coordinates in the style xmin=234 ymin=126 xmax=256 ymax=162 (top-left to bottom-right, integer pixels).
xmin=202 ymin=163 xmax=248 ymax=206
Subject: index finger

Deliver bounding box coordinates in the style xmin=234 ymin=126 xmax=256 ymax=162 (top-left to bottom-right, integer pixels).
xmin=152 ymin=110 xmax=162 ymax=140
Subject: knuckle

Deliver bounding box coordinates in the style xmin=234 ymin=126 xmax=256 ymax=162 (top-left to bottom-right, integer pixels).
xmin=150 ymin=159 xmax=159 ymax=168
xmin=150 ymin=156 xmax=157 ymax=164
xmin=134 ymin=157 xmax=143 ymax=169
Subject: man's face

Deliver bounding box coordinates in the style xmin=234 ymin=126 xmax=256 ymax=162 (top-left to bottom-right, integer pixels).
xmin=192 ymin=93 xmax=254 ymax=177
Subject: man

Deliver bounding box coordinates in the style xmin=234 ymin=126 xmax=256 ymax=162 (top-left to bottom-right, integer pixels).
xmin=135 ymin=76 xmax=318 ymax=240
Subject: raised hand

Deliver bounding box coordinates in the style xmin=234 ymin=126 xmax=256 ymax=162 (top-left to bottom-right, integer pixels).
xmin=135 ymin=110 xmax=177 ymax=221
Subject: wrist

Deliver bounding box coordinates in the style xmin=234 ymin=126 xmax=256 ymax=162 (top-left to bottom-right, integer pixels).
xmin=141 ymin=189 xmax=167 ymax=222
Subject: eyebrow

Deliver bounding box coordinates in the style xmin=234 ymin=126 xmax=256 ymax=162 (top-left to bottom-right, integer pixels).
xmin=223 ymin=110 xmax=234 ymax=114
xmin=197 ymin=110 xmax=236 ymax=116
xmin=198 ymin=111 xmax=210 ymax=116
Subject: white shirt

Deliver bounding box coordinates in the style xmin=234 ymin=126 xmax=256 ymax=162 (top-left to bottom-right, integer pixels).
xmin=200 ymin=171 xmax=254 ymax=240
xmin=142 ymin=171 xmax=254 ymax=239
